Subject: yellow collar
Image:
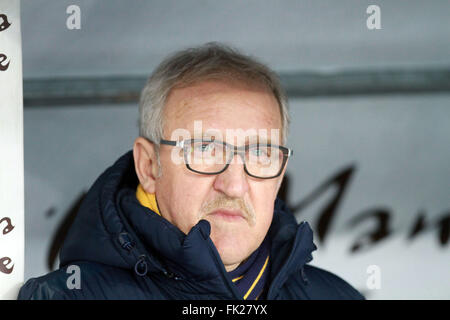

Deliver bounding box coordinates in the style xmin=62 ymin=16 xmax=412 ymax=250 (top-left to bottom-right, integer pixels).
xmin=136 ymin=184 xmax=161 ymax=216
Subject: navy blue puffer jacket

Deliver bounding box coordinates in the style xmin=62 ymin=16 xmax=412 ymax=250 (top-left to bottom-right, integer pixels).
xmin=18 ymin=151 xmax=364 ymax=300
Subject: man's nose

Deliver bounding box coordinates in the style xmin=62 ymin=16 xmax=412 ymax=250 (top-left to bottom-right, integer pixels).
xmin=212 ymin=154 xmax=249 ymax=198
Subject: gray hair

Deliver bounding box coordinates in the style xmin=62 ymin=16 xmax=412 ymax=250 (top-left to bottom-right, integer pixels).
xmin=138 ymin=42 xmax=290 ymax=156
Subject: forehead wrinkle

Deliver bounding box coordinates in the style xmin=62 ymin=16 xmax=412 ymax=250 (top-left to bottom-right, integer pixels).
xmin=163 ymin=81 xmax=282 ymax=141
xmin=168 ymin=81 xmax=268 ymax=118
xmin=167 ymin=103 xmax=281 ymax=144
xmin=168 ymin=92 xmax=221 ymax=122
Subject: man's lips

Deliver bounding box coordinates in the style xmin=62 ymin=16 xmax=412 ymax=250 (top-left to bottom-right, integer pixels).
xmin=209 ymin=209 xmax=246 ymax=222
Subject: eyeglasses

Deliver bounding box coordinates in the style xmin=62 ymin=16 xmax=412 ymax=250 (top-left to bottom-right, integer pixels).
xmin=160 ymin=138 xmax=293 ymax=179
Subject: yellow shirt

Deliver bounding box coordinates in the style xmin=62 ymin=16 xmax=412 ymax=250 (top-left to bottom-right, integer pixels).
xmin=135 ymin=184 xmax=161 ymax=216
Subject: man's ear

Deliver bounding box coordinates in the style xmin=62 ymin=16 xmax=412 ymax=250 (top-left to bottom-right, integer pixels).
xmin=133 ymin=137 xmax=160 ymax=194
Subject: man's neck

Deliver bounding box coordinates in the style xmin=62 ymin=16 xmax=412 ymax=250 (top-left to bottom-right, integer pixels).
xmin=224 ymin=262 xmax=241 ymax=272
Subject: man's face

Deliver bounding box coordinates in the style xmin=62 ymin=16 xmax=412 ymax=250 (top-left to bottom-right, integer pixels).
xmin=154 ymin=79 xmax=286 ymax=271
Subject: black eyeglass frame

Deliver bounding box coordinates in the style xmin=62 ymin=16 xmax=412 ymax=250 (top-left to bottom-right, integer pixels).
xmin=159 ymin=138 xmax=293 ymax=179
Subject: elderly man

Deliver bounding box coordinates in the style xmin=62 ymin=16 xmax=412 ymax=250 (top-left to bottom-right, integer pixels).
xmin=18 ymin=43 xmax=364 ymax=300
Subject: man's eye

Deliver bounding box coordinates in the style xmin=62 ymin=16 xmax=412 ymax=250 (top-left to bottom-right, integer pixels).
xmin=251 ymin=148 xmax=269 ymax=157
xmin=194 ymin=143 xmax=214 ymax=152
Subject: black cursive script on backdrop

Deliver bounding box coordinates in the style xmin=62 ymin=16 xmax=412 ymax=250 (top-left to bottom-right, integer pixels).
xmin=0 ymin=53 xmax=10 ymax=71
xmin=0 ymin=216 xmax=15 ymax=274
xmin=0 ymin=217 xmax=15 ymax=235
xmin=0 ymin=13 xmax=15 ymax=276
xmin=0 ymin=13 xmax=11 ymax=31
xmin=280 ymin=165 xmax=449 ymax=253
xmin=0 ymin=13 xmax=11 ymax=71
xmin=0 ymin=257 xmax=14 ymax=274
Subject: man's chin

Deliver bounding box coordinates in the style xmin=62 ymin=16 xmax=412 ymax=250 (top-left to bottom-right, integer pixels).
xmin=208 ymin=231 xmax=254 ymax=268
xmin=216 ymin=248 xmax=251 ymax=272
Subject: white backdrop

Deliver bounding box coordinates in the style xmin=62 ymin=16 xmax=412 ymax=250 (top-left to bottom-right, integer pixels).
xmin=0 ymin=0 xmax=24 ymax=300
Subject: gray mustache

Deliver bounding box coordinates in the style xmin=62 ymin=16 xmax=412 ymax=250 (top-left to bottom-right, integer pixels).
xmin=200 ymin=196 xmax=256 ymax=226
